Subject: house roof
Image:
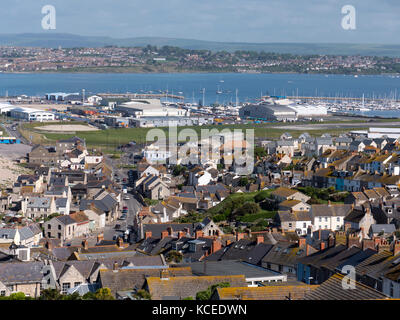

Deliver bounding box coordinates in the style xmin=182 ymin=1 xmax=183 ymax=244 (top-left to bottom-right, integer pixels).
xmin=271 ymin=187 xmax=298 ymax=198
xmin=146 ymin=275 xmax=247 ymax=300
xmin=99 ymin=267 xmax=192 ymax=297
xmin=215 ymin=284 xmax=318 ymax=300
xmin=261 ymin=242 xmax=309 ymax=267
xmin=303 ymin=273 xmax=387 ymax=300
xmin=0 ymin=262 xmax=44 ymax=284
xmin=311 ymin=204 xmax=353 ymax=217
xmin=278 ymin=211 xmax=312 ymax=222
xmin=186 ymin=260 xmax=280 ymax=279
xmin=370 ymin=224 xmax=396 ymax=234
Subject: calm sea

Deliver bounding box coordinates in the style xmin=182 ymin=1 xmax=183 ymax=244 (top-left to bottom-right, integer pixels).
xmin=1 ymin=72 xmax=400 ymax=116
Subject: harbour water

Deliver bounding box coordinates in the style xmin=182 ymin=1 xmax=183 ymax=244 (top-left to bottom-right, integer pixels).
xmin=1 ymin=72 xmax=400 ymax=117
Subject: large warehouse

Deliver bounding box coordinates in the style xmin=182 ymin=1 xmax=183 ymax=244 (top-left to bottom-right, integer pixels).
xmin=116 ymin=99 xmax=190 ymax=118
xmin=10 ymin=107 xmax=55 ymax=122
xmin=239 ymin=98 xmax=327 ymax=121
xmin=239 ymin=103 xmax=297 ymax=122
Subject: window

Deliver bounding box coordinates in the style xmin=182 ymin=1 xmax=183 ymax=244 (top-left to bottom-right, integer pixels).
xmin=48 ymin=225 xmax=51 ymax=229
xmin=0 ymin=291 xmax=5 ymax=296
xmin=303 ymin=223 xmax=307 ymax=228
xmin=319 ymin=217 xmax=322 ymax=222
xmin=62 ymin=283 xmax=70 ymax=294
xmin=74 ymin=282 xmax=81 ymax=288
xmin=58 ymin=225 xmax=61 ymax=230
xmin=325 ymin=217 xmax=328 ymax=222
xmin=288 ymin=223 xmax=292 ymax=228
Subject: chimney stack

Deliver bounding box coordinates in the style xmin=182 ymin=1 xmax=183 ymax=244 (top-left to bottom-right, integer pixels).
xmin=113 ymin=261 xmax=118 ymax=270
xmin=195 ymin=230 xmax=204 ymax=239
xmin=347 ymin=233 xmax=361 ymax=249
xmin=145 ymin=231 xmax=152 ymax=239
xmin=161 ymin=230 xmax=169 ymax=239
xmin=117 ymin=237 xmax=123 ymax=248
xmin=362 ymin=239 xmax=375 ymax=251
xmin=256 ymin=235 xmax=264 ymax=245
xmin=167 ymin=226 xmax=173 ymax=236
xmin=82 ymin=239 xmax=89 ymax=250
xmin=236 ymin=232 xmax=245 ymax=241
xmin=320 ymin=242 xmax=326 ymax=251
xmin=97 ymin=233 xmax=104 ymax=243
xmin=178 ymin=231 xmax=184 ymax=239
xmin=298 ymin=237 xmax=306 ymax=248
xmin=393 ymin=240 xmax=400 ymax=256
xmin=211 ymin=239 xmax=222 ymax=253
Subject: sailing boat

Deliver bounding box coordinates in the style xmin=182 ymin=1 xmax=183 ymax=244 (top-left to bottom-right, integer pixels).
xmin=359 ymin=94 xmax=369 ymax=112
xmin=216 ymin=85 xmax=222 ymax=94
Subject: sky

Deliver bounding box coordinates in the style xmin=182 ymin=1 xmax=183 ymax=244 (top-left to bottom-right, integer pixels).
xmin=0 ymin=0 xmax=399 ymax=44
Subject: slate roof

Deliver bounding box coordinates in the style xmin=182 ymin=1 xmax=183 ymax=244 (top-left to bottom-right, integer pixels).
xmin=55 ymin=215 xmax=76 ymax=226
xmin=19 ymin=224 xmax=42 ymax=241
xmin=370 ymin=224 xmax=396 ymax=234
xmin=146 ymin=275 xmax=247 ymax=300
xmin=205 ymin=239 xmax=256 ymax=262
xmin=244 ymin=243 xmax=274 ymax=266
xmin=187 ymin=260 xmax=281 ymax=279
xmin=26 ymin=197 xmax=52 ymax=209
xmin=312 ymin=204 xmax=353 ymax=217
xmin=0 ymin=229 xmax=16 ymax=240
xmin=215 ymin=284 xmax=318 ymax=300
xmin=99 ymin=267 xmax=192 ymax=297
xmin=355 ymin=250 xmax=395 ymax=279
xmin=261 ymin=242 xmax=308 ymax=267
xmin=278 ymin=211 xmax=312 ymax=222
xmin=303 ymin=273 xmax=387 ymax=300
xmin=0 ymin=262 xmax=45 ymax=284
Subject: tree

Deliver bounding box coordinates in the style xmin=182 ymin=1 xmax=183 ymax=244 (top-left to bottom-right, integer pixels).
xmin=39 ymin=288 xmax=63 ymax=300
xmin=165 ymin=250 xmax=183 ymax=263
xmin=9 ymin=292 xmax=28 ymax=300
xmin=254 ymin=190 xmax=270 ymax=203
xmin=254 ymin=146 xmax=267 ymax=158
xmin=133 ymin=289 xmax=151 ymax=300
xmin=232 ymin=202 xmax=260 ymax=219
xmin=238 ymin=177 xmax=249 ymax=187
xmin=94 ymin=288 xmax=114 ymax=300
xmin=196 ymin=282 xmax=230 ymax=300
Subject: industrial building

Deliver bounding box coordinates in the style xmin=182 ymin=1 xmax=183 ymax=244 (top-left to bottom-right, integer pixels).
xmin=239 ymin=103 xmax=297 ymax=122
xmin=45 ymin=92 xmax=81 ymax=102
xmin=0 ymin=102 xmax=15 ymax=114
xmin=350 ymin=127 xmax=400 ymax=139
xmin=130 ymin=116 xmax=214 ymax=128
xmin=116 ymin=99 xmax=190 ymax=118
xmin=286 ymin=104 xmax=328 ymax=117
xmin=10 ymin=107 xmax=55 ymax=122
xmin=239 ymin=97 xmax=327 ymax=122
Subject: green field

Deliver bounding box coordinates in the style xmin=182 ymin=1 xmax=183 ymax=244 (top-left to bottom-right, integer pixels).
xmin=20 ymin=122 xmax=365 ymax=152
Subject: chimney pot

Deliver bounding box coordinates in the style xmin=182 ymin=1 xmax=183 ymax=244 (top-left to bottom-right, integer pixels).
xmin=161 ymin=230 xmax=169 ymax=239
xmin=145 ymin=231 xmax=152 ymax=239
xmin=82 ymin=239 xmax=89 ymax=250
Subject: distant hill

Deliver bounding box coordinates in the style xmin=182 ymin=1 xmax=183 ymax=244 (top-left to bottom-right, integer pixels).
xmin=1 ymin=33 xmax=400 ymax=57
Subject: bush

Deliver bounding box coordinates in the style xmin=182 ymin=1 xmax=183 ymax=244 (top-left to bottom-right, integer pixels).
xmin=232 ymin=202 xmax=260 ymax=219
xmin=254 ymin=190 xmax=270 ymax=203
xmin=196 ymin=282 xmax=230 ymax=300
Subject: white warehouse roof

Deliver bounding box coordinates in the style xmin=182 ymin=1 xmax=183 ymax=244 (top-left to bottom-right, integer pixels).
xmin=286 ymin=104 xmax=328 ymax=116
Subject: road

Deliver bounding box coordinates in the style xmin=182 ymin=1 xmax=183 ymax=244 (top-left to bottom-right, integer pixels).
xmin=101 ymin=155 xmax=142 ymax=242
